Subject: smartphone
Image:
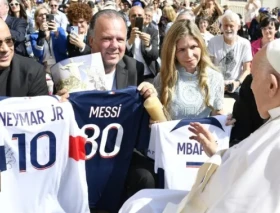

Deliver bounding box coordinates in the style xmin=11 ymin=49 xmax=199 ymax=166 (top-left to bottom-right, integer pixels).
xmin=70 ymin=26 xmax=79 ymax=35
xmin=135 ymin=17 xmax=144 ymax=31
xmin=46 ymin=14 xmax=54 ymax=22
xmin=226 ymin=83 xmax=234 ymax=92
xmin=46 ymin=14 xmax=55 ymax=31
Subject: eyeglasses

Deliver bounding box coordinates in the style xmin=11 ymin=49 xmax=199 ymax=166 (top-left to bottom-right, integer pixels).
xmin=0 ymin=37 xmax=15 ymax=48
xmin=50 ymin=4 xmax=58 ymax=7
xmin=9 ymin=3 xmax=19 ymax=7
xmin=38 ymin=13 xmax=47 ymax=17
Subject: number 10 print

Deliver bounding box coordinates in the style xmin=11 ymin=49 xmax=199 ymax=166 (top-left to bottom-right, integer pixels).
xmin=12 ymin=131 xmax=56 ymax=172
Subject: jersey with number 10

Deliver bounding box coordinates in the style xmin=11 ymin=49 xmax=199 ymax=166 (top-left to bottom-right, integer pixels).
xmin=0 ymin=96 xmax=90 ymax=213
xmin=69 ymin=87 xmax=150 ymax=213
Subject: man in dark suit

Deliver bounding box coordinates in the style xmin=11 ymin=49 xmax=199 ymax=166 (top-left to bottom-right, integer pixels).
xmin=0 ymin=0 xmax=27 ymax=56
xmin=89 ymin=9 xmax=145 ymax=90
xmin=0 ymin=19 xmax=48 ymax=96
xmin=126 ymin=5 xmax=159 ymax=82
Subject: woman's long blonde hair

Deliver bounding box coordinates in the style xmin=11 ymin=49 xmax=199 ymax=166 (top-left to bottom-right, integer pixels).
xmin=163 ymin=5 xmax=177 ymax=22
xmin=160 ymin=19 xmax=218 ymax=115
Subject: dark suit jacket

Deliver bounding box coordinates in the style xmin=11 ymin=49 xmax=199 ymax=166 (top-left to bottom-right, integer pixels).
xmin=230 ymin=74 xmax=264 ymax=146
xmin=115 ymin=55 xmax=144 ymax=89
xmin=5 ymin=15 xmax=28 ymax=56
xmin=6 ymin=54 xmax=48 ymax=96
xmin=126 ymin=25 xmax=159 ymax=77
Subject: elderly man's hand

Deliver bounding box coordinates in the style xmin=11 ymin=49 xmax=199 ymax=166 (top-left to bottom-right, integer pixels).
xmin=128 ymin=27 xmax=141 ymax=46
xmin=188 ymin=122 xmax=218 ymax=157
xmin=137 ymin=82 xmax=158 ymax=99
xmin=56 ymin=88 xmax=69 ymax=102
xmin=139 ymin=32 xmax=151 ymax=47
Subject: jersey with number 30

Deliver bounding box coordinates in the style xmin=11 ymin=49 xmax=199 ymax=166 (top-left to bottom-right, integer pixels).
xmin=0 ymin=96 xmax=90 ymax=213
xmin=70 ymin=87 xmax=150 ymax=213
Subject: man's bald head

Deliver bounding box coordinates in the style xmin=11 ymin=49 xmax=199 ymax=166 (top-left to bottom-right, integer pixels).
xmin=0 ymin=18 xmax=9 ymax=32
xmin=0 ymin=18 xmax=14 ymax=71
xmin=129 ymin=6 xmax=144 ymax=16
xmin=129 ymin=6 xmax=144 ymax=27
xmin=251 ymin=40 xmax=280 ymax=119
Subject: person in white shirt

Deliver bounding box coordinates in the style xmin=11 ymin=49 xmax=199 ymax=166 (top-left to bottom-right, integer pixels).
xmin=152 ymin=0 xmax=162 ymax=25
xmin=196 ymin=15 xmax=214 ymax=46
xmin=208 ymin=10 xmax=252 ymax=99
xmin=119 ymin=38 xmax=280 ymax=213
xmin=126 ymin=6 xmax=159 ymax=82
xmin=49 ymin=0 xmax=68 ymax=31
xmin=244 ymin=0 xmax=261 ymax=28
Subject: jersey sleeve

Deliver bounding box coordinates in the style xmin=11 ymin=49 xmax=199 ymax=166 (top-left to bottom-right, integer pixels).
xmin=58 ymin=104 xmax=90 ymax=213
xmin=135 ymin=108 xmax=150 ymax=151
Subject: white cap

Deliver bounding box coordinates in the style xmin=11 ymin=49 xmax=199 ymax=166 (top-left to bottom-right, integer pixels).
xmin=266 ymin=39 xmax=280 ymax=73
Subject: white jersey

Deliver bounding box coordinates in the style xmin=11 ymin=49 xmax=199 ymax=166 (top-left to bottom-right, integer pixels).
xmin=148 ymin=115 xmax=231 ymax=191
xmin=0 ymin=96 xmax=90 ymax=213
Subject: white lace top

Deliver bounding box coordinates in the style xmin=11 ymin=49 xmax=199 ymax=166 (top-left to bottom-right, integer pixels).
xmin=153 ymin=66 xmax=224 ymax=120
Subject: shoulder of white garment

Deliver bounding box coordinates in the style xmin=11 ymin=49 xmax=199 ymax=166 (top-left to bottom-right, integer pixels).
xmin=266 ymin=39 xmax=280 ymax=74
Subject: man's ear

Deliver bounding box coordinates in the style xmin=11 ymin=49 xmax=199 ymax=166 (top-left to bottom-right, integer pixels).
xmin=268 ymin=73 xmax=279 ymax=98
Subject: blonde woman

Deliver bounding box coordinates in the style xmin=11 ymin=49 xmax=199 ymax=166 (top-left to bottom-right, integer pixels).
xmin=159 ymin=5 xmax=176 ymax=45
xmin=30 ymin=5 xmax=68 ymax=94
xmin=30 ymin=5 xmax=67 ymax=67
xmin=154 ymin=20 xmax=224 ymax=120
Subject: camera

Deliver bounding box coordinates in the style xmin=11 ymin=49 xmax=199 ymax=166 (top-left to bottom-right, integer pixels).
xmin=226 ymin=83 xmax=234 ymax=92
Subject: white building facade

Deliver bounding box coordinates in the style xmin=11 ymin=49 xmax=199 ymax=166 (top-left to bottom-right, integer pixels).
xmin=219 ymin=0 xmax=279 ymax=17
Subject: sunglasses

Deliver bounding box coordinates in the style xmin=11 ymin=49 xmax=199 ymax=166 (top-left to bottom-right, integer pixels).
xmin=38 ymin=12 xmax=47 ymax=17
xmin=9 ymin=2 xmax=19 ymax=6
xmin=50 ymin=4 xmax=58 ymax=7
xmin=0 ymin=37 xmax=15 ymax=48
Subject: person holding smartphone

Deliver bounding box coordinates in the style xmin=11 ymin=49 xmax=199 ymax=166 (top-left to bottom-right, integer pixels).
xmin=66 ymin=2 xmax=92 ymax=58
xmin=30 ymin=5 xmax=68 ymax=94
xmin=126 ymin=6 xmax=159 ymax=82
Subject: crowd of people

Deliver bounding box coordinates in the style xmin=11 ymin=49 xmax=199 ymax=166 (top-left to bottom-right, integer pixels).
xmin=0 ymin=0 xmax=280 ymax=212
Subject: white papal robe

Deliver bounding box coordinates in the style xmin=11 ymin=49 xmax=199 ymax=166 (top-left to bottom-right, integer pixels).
xmin=120 ymin=107 xmax=280 ymax=213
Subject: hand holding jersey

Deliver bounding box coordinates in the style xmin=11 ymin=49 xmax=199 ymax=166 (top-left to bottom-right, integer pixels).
xmin=56 ymin=88 xmax=69 ymax=102
xmin=137 ymin=81 xmax=158 ymax=99
xmin=144 ymin=96 xmax=167 ymax=123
